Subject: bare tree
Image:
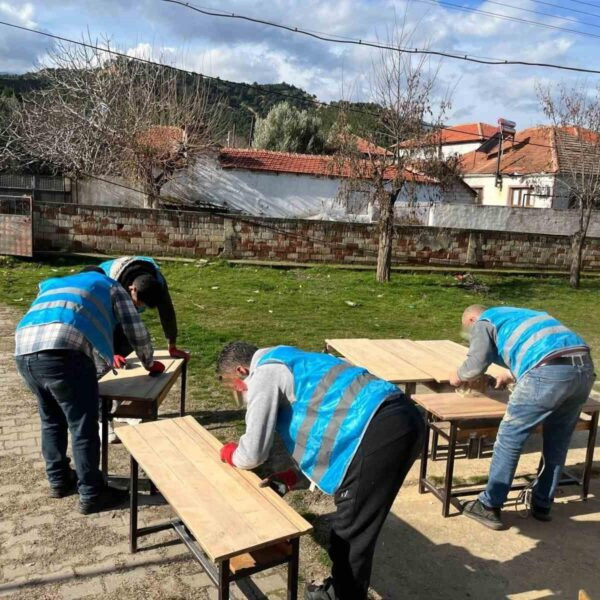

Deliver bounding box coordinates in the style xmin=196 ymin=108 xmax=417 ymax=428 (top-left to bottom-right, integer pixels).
xmin=538 ymin=83 xmax=600 ymax=288
xmin=0 ymin=37 xmax=225 ymax=208
xmin=331 ymin=23 xmax=460 ymax=282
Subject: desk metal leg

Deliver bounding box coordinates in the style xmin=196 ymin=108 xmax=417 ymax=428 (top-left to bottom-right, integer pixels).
xmin=130 ymin=456 xmax=139 ymax=553
xmin=442 ymin=423 xmax=458 ymax=517
xmin=419 ymin=413 xmax=431 ymax=494
xmin=101 ymin=397 xmax=109 ymax=479
xmin=582 ymin=412 xmax=599 ymax=500
xmin=180 ymin=361 xmax=187 ymax=417
xmin=287 ymin=538 xmax=299 ymax=600
xmin=405 ymin=382 xmax=416 ymax=398
xmin=218 ymin=559 xmax=230 ymax=600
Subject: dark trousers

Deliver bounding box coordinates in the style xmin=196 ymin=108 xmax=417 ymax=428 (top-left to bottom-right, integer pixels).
xmin=113 ymin=324 xmax=133 ymax=358
xmin=330 ymin=396 xmax=424 ymax=600
xmin=15 ymin=350 xmax=104 ymax=501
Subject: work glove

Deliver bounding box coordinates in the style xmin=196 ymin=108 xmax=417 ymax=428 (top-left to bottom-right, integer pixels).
xmin=259 ymin=469 xmax=298 ymax=497
xmin=147 ymin=361 xmax=165 ymax=376
xmin=169 ymin=345 xmax=190 ymax=360
xmin=113 ymin=355 xmax=127 ymax=369
xmin=220 ymin=442 xmax=238 ymax=466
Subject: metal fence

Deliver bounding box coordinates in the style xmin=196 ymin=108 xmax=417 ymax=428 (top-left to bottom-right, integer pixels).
xmin=0 ymin=173 xmax=72 ymax=203
xmin=0 ymin=194 xmax=33 ymax=257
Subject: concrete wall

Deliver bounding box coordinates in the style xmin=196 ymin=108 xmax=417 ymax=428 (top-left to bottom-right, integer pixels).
xmin=32 ymin=201 xmax=600 ymax=271
xmin=74 ymin=176 xmax=148 ymax=208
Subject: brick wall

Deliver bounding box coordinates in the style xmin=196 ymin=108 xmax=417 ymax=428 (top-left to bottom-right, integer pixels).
xmin=32 ymin=202 xmax=600 ymax=270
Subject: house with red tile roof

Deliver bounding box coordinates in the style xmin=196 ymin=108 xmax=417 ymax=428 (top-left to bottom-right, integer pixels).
xmin=460 ymin=125 xmax=596 ymax=208
xmin=160 ymin=147 xmax=477 ymax=221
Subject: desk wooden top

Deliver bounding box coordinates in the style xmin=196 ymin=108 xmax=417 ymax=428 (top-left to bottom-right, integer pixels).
xmin=325 ymin=338 xmax=508 ymax=384
xmin=412 ymin=391 xmax=600 ymax=421
xmin=98 ymin=350 xmax=183 ymax=403
xmin=116 ymin=416 xmax=312 ymax=563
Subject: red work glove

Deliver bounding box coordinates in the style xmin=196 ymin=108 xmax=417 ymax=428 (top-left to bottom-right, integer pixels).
xmin=220 ymin=442 xmax=238 ymax=466
xmin=147 ymin=361 xmax=165 ymax=376
xmin=259 ymin=469 xmax=298 ymax=497
xmin=113 ymin=355 xmax=127 ymax=369
xmin=169 ymin=345 xmax=190 ymax=360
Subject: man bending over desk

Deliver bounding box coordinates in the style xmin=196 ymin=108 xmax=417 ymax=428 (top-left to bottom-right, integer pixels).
xmin=216 ymin=342 xmax=424 ymax=600
xmin=449 ymin=304 xmax=594 ymax=530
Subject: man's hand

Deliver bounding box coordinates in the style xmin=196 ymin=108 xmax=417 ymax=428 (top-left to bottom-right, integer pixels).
xmin=494 ymin=369 xmax=515 ymax=389
xmin=169 ymin=345 xmax=190 ymax=360
xmin=259 ymin=469 xmax=299 ymax=497
xmin=448 ymin=370 xmax=462 ymax=387
xmin=147 ymin=361 xmax=165 ymax=376
xmin=113 ymin=355 xmax=127 ymax=369
xmin=220 ymin=442 xmax=238 ymax=466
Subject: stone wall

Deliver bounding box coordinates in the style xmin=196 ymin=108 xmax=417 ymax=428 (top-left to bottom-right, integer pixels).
xmin=31 ymin=201 xmax=600 ymax=270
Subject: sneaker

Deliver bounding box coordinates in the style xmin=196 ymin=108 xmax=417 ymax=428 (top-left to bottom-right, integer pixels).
xmin=49 ymin=469 xmax=78 ymax=498
xmin=113 ymin=418 xmax=142 ymax=426
xmin=98 ymin=421 xmax=120 ymax=444
xmin=78 ymin=486 xmax=129 ymax=515
xmin=304 ymin=578 xmax=338 ymax=600
xmin=531 ymin=504 xmax=552 ymax=522
xmin=462 ymin=499 xmax=504 ymax=530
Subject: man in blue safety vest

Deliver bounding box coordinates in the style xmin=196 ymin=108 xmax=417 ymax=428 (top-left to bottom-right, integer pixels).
xmin=216 ymin=342 xmax=424 ymax=600
xmin=449 ymin=304 xmax=595 ymax=530
xmin=15 ymin=270 xmax=165 ymax=514
xmin=93 ymin=256 xmax=190 ymax=366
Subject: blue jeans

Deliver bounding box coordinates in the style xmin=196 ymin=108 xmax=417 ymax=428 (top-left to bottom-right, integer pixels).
xmin=480 ymin=362 xmax=595 ymax=509
xmin=16 ymin=350 xmax=104 ymax=501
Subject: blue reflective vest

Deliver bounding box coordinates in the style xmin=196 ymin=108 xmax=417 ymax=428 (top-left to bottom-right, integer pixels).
xmin=480 ymin=307 xmax=588 ymax=380
xmin=98 ymin=256 xmax=159 ymax=282
xmin=16 ymin=272 xmax=118 ymax=363
xmin=258 ymin=346 xmax=401 ymax=495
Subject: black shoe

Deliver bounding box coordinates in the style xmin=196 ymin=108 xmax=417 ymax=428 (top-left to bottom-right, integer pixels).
xmin=304 ymin=578 xmax=338 ymax=600
xmin=49 ymin=469 xmax=78 ymax=498
xmin=78 ymin=486 xmax=129 ymax=515
xmin=462 ymin=499 xmax=504 ymax=530
xmin=531 ymin=504 xmax=552 ymax=522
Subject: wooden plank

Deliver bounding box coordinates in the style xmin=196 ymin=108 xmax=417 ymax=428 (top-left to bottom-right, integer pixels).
xmin=325 ymin=338 xmax=433 ymax=383
xmin=413 ymin=391 xmax=600 ymax=421
xmin=117 ymin=417 xmax=312 ymax=562
xmin=98 ymin=350 xmax=183 ymax=403
xmin=229 ymin=542 xmax=292 ymax=575
xmin=416 ymin=340 xmax=508 ymax=379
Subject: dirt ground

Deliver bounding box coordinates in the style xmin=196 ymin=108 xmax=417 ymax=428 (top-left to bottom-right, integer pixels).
xmin=1 ymin=303 xmax=598 ymax=599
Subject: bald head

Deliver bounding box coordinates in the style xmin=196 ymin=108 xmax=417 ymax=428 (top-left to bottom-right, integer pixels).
xmin=462 ymin=304 xmax=487 ymax=328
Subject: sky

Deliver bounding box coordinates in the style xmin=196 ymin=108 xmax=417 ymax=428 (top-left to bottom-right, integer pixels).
xmin=1 ymin=0 xmax=599 ymax=129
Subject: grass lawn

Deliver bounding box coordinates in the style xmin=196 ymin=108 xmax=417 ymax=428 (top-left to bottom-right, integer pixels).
xmin=2 ymin=255 xmax=599 ymax=419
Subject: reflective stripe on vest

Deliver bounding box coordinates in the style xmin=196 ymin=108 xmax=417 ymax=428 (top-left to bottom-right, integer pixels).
xmin=480 ymin=307 xmax=588 ymax=379
xmin=16 ymin=272 xmax=118 ymax=363
xmin=98 ymin=256 xmax=159 ymax=282
xmin=258 ymin=346 xmax=399 ymax=494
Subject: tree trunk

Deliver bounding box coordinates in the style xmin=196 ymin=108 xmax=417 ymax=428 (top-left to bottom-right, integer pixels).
xmin=376 ymin=191 xmax=396 ymax=283
xmin=569 ymin=230 xmax=584 ymax=288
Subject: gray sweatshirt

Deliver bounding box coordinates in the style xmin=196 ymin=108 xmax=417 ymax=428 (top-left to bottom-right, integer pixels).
xmin=457 ymin=320 xmax=505 ymax=381
xmin=232 ymin=348 xmax=296 ymax=469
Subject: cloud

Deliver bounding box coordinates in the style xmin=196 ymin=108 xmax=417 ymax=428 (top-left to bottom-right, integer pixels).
xmin=0 ymin=0 xmax=597 ymax=127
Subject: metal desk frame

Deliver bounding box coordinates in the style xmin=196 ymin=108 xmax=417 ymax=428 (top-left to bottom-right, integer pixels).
xmin=128 ymin=456 xmax=300 ymax=600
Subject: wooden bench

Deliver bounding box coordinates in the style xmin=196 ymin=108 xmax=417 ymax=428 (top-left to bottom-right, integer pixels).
xmin=117 ymin=416 xmax=313 ymax=600
xmin=98 ymin=349 xmax=187 ymax=478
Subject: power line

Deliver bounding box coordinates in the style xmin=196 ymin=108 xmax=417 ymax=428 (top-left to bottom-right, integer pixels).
xmin=414 ymin=0 xmax=600 ymax=40
xmin=531 ymin=0 xmax=600 ymax=20
xmin=487 ymin=0 xmax=600 ymax=28
xmin=568 ymin=0 xmax=600 ymax=8
xmin=161 ymin=1 xmax=600 ymax=70
xmin=0 ymin=18 xmax=573 ymax=155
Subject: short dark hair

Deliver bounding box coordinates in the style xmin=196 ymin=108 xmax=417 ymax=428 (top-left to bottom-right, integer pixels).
xmin=133 ymin=274 xmax=163 ymax=308
xmin=217 ymin=341 xmax=258 ymax=375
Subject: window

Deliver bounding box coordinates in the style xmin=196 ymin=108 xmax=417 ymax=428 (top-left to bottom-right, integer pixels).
xmin=470 ymin=187 xmax=484 ymax=204
xmin=509 ymin=187 xmax=534 ymax=207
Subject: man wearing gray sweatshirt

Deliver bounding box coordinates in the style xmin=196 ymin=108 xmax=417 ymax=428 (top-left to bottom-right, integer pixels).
xmin=216 ymin=342 xmax=424 ymax=600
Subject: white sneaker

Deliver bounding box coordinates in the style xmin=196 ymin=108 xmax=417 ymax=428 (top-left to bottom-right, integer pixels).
xmin=113 ymin=418 xmax=142 ymax=426
xmin=99 ymin=421 xmax=120 ymax=444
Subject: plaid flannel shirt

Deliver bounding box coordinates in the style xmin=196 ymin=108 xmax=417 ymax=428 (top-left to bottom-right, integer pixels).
xmin=15 ymin=283 xmax=154 ymax=369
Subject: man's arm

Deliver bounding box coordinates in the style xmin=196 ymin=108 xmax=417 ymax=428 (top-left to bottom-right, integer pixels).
xmin=156 ymin=275 xmax=178 ymax=344
xmin=111 ymin=285 xmax=154 ymax=369
xmin=232 ymin=365 xmax=284 ymax=470
xmin=456 ymin=320 xmax=499 ymax=382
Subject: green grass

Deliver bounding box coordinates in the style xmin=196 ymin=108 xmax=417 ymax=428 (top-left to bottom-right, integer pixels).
xmin=2 ymin=255 xmax=600 ymax=415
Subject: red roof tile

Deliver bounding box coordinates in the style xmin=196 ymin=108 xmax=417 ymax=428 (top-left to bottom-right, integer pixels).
xmin=134 ymin=126 xmax=186 ymax=158
xmin=219 ymin=148 xmax=433 ymax=183
xmin=440 ymin=122 xmax=498 ymax=144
